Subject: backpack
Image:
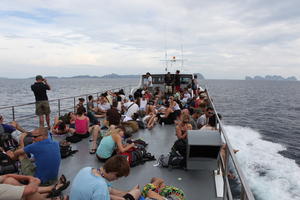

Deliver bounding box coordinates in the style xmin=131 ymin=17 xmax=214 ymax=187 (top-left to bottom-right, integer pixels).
xmin=171 ymin=139 xmax=187 ymax=157
xmin=119 ymin=146 xmax=155 ymax=167
xmin=0 ymin=125 xmax=18 ymax=151
xmin=157 ymin=151 xmax=186 ymax=169
xmin=59 ymin=141 xmax=78 ymax=158
xmin=0 ymin=151 xmax=18 ymax=175
xmin=157 ymin=139 xmax=187 ymax=169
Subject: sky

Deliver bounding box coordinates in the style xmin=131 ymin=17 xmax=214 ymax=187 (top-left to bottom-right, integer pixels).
xmin=0 ymin=0 xmax=300 ymax=79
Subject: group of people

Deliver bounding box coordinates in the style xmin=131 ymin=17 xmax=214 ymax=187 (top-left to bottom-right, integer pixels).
xmin=0 ymin=72 xmax=224 ymax=200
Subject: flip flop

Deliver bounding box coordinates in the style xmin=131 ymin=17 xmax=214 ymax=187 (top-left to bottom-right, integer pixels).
xmin=89 ymin=149 xmax=97 ymax=154
xmin=47 ymin=181 xmax=70 ymax=198
xmin=59 ymin=174 xmax=67 ymax=184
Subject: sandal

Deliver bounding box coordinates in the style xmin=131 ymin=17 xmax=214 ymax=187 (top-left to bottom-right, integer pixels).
xmin=59 ymin=174 xmax=67 ymax=184
xmin=89 ymin=149 xmax=97 ymax=154
xmin=47 ymin=181 xmax=70 ymax=198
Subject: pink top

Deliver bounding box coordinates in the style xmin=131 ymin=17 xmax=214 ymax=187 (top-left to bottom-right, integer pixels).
xmin=75 ymin=117 xmax=89 ymax=134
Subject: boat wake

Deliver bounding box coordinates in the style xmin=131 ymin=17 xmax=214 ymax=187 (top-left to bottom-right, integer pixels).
xmin=224 ymin=125 xmax=300 ymax=200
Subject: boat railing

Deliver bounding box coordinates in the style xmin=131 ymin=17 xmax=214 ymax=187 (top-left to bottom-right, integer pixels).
xmin=0 ymin=85 xmax=133 ymax=124
xmin=205 ymin=89 xmax=255 ymax=200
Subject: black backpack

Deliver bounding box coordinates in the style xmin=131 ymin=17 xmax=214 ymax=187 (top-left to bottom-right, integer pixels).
xmin=66 ymin=135 xmax=82 ymax=143
xmin=59 ymin=141 xmax=78 ymax=158
xmin=0 ymin=125 xmax=18 ymax=151
xmin=0 ymin=151 xmax=18 ymax=175
xmin=171 ymin=139 xmax=187 ymax=157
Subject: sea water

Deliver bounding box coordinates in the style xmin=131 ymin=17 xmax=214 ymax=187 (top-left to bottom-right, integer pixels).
xmin=0 ymin=78 xmax=299 ymax=200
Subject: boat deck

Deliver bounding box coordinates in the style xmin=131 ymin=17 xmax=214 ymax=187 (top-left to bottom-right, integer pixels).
xmin=59 ymin=124 xmax=222 ymax=200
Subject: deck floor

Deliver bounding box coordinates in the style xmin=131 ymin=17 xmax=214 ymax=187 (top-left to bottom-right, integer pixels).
xmin=59 ymin=124 xmax=222 ymax=200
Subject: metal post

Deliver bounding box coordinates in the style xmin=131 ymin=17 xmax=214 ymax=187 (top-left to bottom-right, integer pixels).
xmin=12 ymin=106 xmax=15 ymax=121
xmin=73 ymin=97 xmax=76 ymax=113
xmin=58 ymin=99 xmax=61 ymax=117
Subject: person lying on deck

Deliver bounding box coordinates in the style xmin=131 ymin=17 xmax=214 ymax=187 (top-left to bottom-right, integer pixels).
xmin=0 ymin=174 xmax=69 ymax=200
xmin=51 ymin=116 xmax=75 ymax=135
xmin=142 ymin=177 xmax=185 ymax=200
xmin=96 ymin=126 xmax=135 ymax=162
xmin=69 ymin=155 xmax=141 ymax=200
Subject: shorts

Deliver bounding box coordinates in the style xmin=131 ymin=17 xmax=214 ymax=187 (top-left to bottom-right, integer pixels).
xmin=35 ymin=101 xmax=51 ymax=116
xmin=20 ymin=157 xmax=36 ymax=177
xmin=165 ymin=85 xmax=172 ymax=93
xmin=175 ymin=85 xmax=180 ymax=92
xmin=0 ymin=184 xmax=25 ymax=200
xmin=74 ymin=132 xmax=90 ymax=138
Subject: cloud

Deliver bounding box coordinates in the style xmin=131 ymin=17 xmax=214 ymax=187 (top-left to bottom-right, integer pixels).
xmin=0 ymin=0 xmax=299 ymax=79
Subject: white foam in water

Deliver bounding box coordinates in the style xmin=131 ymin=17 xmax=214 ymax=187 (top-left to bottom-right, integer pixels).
xmin=224 ymin=125 xmax=300 ymax=200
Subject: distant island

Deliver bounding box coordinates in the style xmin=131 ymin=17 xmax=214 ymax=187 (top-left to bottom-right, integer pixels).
xmin=245 ymin=75 xmax=298 ymax=81
xmin=23 ymin=72 xmax=205 ymax=79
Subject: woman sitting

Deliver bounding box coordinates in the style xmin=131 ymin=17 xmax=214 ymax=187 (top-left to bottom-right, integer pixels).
xmin=74 ymin=107 xmax=100 ymax=153
xmin=96 ymin=126 xmax=135 ymax=162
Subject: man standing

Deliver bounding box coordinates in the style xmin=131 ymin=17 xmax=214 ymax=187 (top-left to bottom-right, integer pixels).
xmin=146 ymin=72 xmax=153 ymax=92
xmin=164 ymin=72 xmax=173 ymax=95
xmin=174 ymin=70 xmax=181 ymax=92
xmin=31 ymin=75 xmax=51 ymax=128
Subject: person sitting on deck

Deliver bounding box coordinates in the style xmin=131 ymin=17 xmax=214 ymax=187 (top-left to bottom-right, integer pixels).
xmin=0 ymin=173 xmax=69 ymax=200
xmin=157 ymin=102 xmax=175 ymax=125
xmin=6 ymin=127 xmax=61 ymax=186
xmin=189 ymin=109 xmax=202 ymax=130
xmin=104 ymin=100 xmax=122 ymax=127
xmin=70 ymin=155 xmax=141 ymax=200
xmin=196 ymin=107 xmax=214 ymax=129
xmin=95 ymin=95 xmax=111 ymax=115
xmin=176 ymin=114 xmax=192 ymax=140
xmin=96 ymin=126 xmax=135 ymax=162
xmin=142 ymin=177 xmax=185 ymax=200
xmin=123 ymin=96 xmax=139 ymax=120
xmin=73 ymin=106 xmax=100 ymax=139
xmin=0 ymin=114 xmax=27 ymax=150
xmin=143 ymin=101 xmax=158 ymax=129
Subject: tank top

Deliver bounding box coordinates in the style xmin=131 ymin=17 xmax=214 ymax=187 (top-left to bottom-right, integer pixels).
xmin=75 ymin=117 xmax=89 ymax=134
xmin=96 ymin=135 xmax=116 ymax=159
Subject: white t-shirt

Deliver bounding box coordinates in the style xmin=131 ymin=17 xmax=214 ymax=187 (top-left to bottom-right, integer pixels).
xmin=124 ymin=102 xmax=139 ymax=118
xmin=98 ymin=102 xmax=111 ymax=111
xmin=139 ymin=99 xmax=148 ymax=111
xmin=147 ymin=76 xmax=153 ymax=87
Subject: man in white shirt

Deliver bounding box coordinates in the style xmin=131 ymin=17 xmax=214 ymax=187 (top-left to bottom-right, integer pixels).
xmin=123 ymin=96 xmax=139 ymax=119
xmin=146 ymin=72 xmax=153 ymax=93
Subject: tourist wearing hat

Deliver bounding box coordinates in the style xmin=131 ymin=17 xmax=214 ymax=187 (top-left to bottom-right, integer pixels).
xmin=31 ymin=75 xmax=51 ymax=128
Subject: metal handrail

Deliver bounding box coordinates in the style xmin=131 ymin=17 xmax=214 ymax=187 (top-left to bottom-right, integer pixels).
xmin=0 ymin=85 xmax=133 ymax=122
xmin=205 ymin=89 xmax=255 ymax=200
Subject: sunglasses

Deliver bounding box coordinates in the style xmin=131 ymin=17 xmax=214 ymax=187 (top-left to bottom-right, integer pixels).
xmin=208 ymin=112 xmax=214 ymax=115
xmin=31 ymin=134 xmax=42 ymax=138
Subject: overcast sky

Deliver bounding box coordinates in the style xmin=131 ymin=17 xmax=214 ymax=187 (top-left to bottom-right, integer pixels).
xmin=1 ymin=0 xmax=300 ymax=79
